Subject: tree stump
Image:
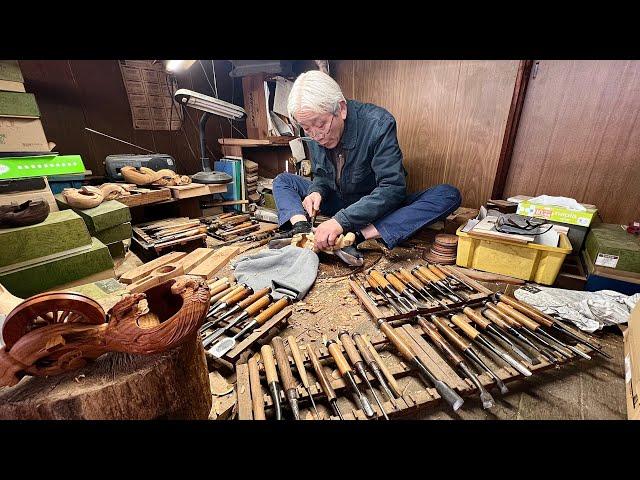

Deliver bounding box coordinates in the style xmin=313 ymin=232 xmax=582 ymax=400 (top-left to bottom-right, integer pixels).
xmin=0 ymin=338 xmax=211 ymax=420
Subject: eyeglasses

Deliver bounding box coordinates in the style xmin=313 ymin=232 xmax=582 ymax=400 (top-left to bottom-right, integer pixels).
xmin=301 ymin=114 xmax=335 ymax=140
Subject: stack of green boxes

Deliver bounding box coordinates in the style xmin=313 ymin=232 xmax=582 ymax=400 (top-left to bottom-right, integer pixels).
xmin=0 ymin=210 xmax=115 ymax=297
xmin=55 ymin=197 xmax=132 ymax=260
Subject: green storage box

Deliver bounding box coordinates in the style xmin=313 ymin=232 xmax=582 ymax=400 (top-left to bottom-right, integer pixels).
xmin=0 ymin=155 xmax=86 ymax=180
xmin=0 ymin=61 xmax=23 ymax=83
xmin=94 ymin=222 xmax=131 ymax=245
xmin=0 ymin=91 xmax=40 ymax=117
xmin=107 ymin=241 xmax=126 ymax=259
xmin=55 ymin=196 xmax=131 ymax=233
xmin=0 ymin=237 xmax=114 ymax=298
xmin=0 ymin=210 xmax=91 ymax=269
xmin=585 ymin=223 xmax=640 ymax=275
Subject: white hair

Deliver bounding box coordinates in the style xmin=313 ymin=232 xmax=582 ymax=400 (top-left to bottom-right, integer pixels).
xmin=287 ymin=70 xmax=346 ymax=122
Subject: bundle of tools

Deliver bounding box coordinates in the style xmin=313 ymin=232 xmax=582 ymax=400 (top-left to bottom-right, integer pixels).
xmin=202 ymin=212 xmax=263 ymax=242
xmin=199 ymin=279 xmax=292 ymax=362
xmin=133 ymin=217 xmax=210 ymax=248
xmin=338 ymin=263 xmax=611 ymax=415
xmin=238 ymin=332 xmax=403 ymax=420
xmin=245 ymin=160 xmax=260 ymax=204
xmin=424 ymin=234 xmax=458 ymax=265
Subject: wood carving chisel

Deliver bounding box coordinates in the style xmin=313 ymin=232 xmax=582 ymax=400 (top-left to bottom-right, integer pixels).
xmin=248 ymin=356 xmax=266 ymax=420
xmin=287 ymin=335 xmax=320 ymax=419
xmin=261 ymin=345 xmax=282 ymax=420
xmin=378 ymin=319 xmax=464 ymax=411
xmin=327 ymin=339 xmax=375 ymax=418
xmin=202 ymin=294 xmax=272 ymax=347
xmin=272 ymin=336 xmax=300 ymax=420
xmin=307 ymin=344 xmax=343 ymax=419
xmin=352 ymin=333 xmax=398 ymax=408
xmin=208 ymin=297 xmax=291 ymax=358
xmin=339 ymin=331 xmax=389 ymax=420
xmin=208 ymin=286 xmax=254 ymax=317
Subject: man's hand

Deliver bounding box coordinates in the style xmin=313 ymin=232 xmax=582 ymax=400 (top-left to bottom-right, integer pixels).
xmin=302 ymin=192 xmax=322 ymax=218
xmin=314 ymin=218 xmax=344 ymax=250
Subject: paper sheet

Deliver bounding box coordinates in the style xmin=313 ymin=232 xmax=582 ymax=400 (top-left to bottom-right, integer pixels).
xmin=273 ymin=77 xmax=293 ymax=118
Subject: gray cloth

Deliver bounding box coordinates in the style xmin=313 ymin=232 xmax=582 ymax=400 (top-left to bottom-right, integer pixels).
xmin=231 ymin=245 xmax=319 ymax=301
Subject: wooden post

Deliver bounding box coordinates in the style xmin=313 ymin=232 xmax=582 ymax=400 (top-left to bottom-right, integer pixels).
xmin=242 ymin=73 xmax=269 ymax=139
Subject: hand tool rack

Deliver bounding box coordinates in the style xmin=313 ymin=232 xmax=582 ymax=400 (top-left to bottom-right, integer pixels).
xmin=236 ymin=265 xmax=600 ymax=420
xmin=205 ymin=306 xmax=292 ymax=370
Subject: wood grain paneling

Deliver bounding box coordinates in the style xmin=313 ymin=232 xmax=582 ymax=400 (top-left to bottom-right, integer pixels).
xmin=504 ymin=60 xmax=640 ymax=224
xmin=332 ymin=60 xmax=519 ymax=208
xmin=19 ymin=60 xmax=244 ymax=177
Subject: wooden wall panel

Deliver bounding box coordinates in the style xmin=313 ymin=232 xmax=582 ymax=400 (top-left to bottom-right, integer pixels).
xmin=332 ymin=60 xmax=519 ymax=208
xmin=19 ymin=60 xmax=244 ymax=177
xmin=504 ymin=60 xmax=640 ymax=224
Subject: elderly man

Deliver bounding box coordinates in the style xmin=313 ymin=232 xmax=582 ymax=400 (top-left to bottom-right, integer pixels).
xmin=271 ymin=70 xmax=461 ymax=265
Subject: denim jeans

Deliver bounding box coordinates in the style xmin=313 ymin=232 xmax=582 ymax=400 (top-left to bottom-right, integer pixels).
xmin=272 ymin=173 xmax=462 ymax=249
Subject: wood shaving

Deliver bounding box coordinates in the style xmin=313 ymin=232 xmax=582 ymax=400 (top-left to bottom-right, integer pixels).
xmin=331 ymin=369 xmax=341 ymax=380
xmin=74 ymin=374 xmax=85 ymax=383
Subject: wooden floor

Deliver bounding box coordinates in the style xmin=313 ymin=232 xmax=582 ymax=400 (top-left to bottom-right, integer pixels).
xmin=118 ymin=237 xmax=628 ymax=420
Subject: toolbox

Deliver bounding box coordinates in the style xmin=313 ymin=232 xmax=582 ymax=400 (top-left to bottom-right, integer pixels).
xmin=455 ymin=225 xmax=573 ymax=285
xmin=584 ymin=223 xmax=640 ymax=275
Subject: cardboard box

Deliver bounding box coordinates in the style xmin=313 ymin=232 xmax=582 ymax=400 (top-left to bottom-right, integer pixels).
xmin=0 ymin=61 xmax=23 ymax=83
xmin=0 ymin=80 xmax=25 ymax=93
xmin=585 ymin=223 xmax=640 ymax=275
xmin=623 ymin=303 xmax=640 ymax=419
xmin=0 ymin=91 xmax=40 ymax=118
xmin=512 ymin=195 xmax=598 ymax=227
xmin=0 ymin=117 xmax=49 ymax=152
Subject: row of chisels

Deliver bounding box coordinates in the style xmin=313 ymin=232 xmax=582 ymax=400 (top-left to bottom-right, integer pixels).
xmin=246 ymin=332 xmax=402 ymax=420
xmin=200 ymin=278 xmax=290 ymax=359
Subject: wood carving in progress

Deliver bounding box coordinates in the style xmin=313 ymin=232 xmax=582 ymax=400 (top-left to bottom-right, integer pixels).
xmin=290 ymin=231 xmax=356 ymax=253
xmin=0 ymin=275 xmax=211 ymax=387
xmin=121 ymin=166 xmax=192 ymax=187
xmin=62 ymin=183 xmax=137 ymax=209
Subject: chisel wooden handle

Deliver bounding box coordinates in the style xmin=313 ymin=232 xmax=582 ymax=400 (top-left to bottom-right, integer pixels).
xmin=450 ymin=313 xmax=481 ymax=340
xmin=207 ymin=277 xmax=224 ymax=288
xmin=238 ymin=287 xmax=271 ymax=309
xmin=363 ymin=335 xmax=402 ymax=397
xmin=209 ymin=285 xmax=235 ymax=304
xmin=398 ymin=269 xmax=426 ymax=290
xmin=353 ymin=333 xmax=376 ymax=366
xmin=385 ymin=273 xmax=407 ymax=293
xmin=254 ymin=297 xmax=290 ymax=325
xmin=417 ymin=265 xmax=440 ymax=283
xmin=287 ymin=336 xmax=311 ymax=388
xmin=428 ymin=264 xmax=448 ymax=280
xmin=209 ymin=281 xmax=230 ymax=296
xmin=272 ymin=337 xmax=296 ymax=393
xmin=245 ymin=295 xmax=272 ymax=316
xmin=339 ymin=331 xmax=362 ymax=366
xmin=497 ymin=294 xmax=554 ymax=327
xmin=481 ymin=307 xmax=511 ymax=330
xmin=378 ymin=321 xmax=415 ymax=360
xmin=327 ymin=341 xmax=352 ymax=375
xmin=463 ymin=307 xmax=490 ymax=330
xmin=369 ymin=270 xmax=390 ymax=289
xmin=308 ymin=344 xmax=337 ymax=402
xmin=261 ymin=344 xmax=278 ymax=385
xmin=248 ymin=356 xmax=266 ymax=420
xmin=219 ymin=284 xmax=246 ymax=303
xmin=431 ymin=315 xmax=471 ymax=351
xmin=486 ymin=303 xmax=520 ymax=328
xmin=226 ymin=287 xmax=253 ymax=306
xmin=366 ymin=275 xmax=380 ymax=290
xmin=496 ymin=302 xmax=540 ymax=330
xmin=416 ymin=317 xmax=465 ymax=365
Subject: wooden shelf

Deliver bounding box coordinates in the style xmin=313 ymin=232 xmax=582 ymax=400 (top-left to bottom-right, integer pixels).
xmin=218 ymin=137 xmax=295 ymax=148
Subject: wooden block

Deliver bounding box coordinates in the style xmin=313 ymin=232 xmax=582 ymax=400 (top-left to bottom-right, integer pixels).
xmin=93 ymin=222 xmax=131 ymax=245
xmin=115 ymin=188 xmax=172 ymax=207
xmin=0 ymin=210 xmax=91 ymax=270
xmin=175 ymin=248 xmax=215 ymax=273
xmin=125 ymin=262 xmax=185 ymax=293
xmin=55 ymin=196 xmax=131 ymax=233
xmin=235 ymin=363 xmax=253 ymax=420
xmin=189 ymin=246 xmax=240 ymax=279
xmin=167 ymin=183 xmax=228 ymax=200
xmin=0 ymin=237 xmax=114 ymax=298
xmin=118 ymin=250 xmax=187 ymax=284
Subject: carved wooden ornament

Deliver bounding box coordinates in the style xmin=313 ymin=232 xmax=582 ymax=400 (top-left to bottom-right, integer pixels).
xmin=0 ymin=275 xmax=211 ymax=387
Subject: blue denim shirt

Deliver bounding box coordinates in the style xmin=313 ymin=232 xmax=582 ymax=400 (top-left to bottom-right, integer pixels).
xmin=306 ymin=99 xmax=407 ymax=232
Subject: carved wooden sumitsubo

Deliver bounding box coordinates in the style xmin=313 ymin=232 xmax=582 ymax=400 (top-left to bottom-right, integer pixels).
xmin=0 ymin=275 xmax=211 ymax=387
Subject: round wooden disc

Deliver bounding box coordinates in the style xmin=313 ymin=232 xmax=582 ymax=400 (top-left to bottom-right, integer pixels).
xmin=434 ymin=234 xmax=459 ymax=246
